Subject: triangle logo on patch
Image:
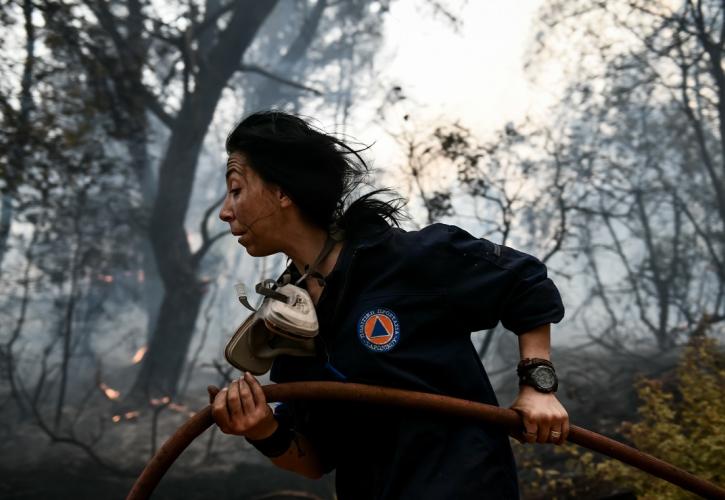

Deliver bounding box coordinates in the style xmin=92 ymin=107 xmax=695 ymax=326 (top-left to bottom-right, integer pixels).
xmin=370 ymin=317 xmax=390 ymax=338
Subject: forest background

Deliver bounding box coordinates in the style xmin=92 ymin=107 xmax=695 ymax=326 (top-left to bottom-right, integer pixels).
xmin=1 ymin=0 xmax=723 ymax=498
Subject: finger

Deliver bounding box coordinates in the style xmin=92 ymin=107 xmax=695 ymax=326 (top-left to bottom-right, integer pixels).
xmin=208 ymin=385 xmax=220 ymax=404
xmin=212 ymin=388 xmax=230 ymax=431
xmin=522 ymin=419 xmax=537 ymax=444
xmin=549 ymin=425 xmax=563 ymax=445
xmin=511 ymin=408 xmax=535 ymax=444
xmin=238 ymin=377 xmax=255 ymax=415
xmin=537 ymin=416 xmax=551 ymax=444
xmin=547 ymin=405 xmax=568 ymax=445
xmin=227 ymin=379 xmax=243 ymax=421
xmin=560 ymin=417 xmax=570 ymax=445
xmin=245 ymin=372 xmax=267 ymax=406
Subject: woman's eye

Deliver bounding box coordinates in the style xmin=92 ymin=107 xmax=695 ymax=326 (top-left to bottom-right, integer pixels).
xmin=229 ymin=188 xmax=241 ymax=196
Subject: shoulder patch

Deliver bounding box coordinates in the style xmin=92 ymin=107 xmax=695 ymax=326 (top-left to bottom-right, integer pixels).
xmin=357 ymin=308 xmax=401 ymax=352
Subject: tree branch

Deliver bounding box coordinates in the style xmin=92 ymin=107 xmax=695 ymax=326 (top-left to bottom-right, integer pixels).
xmin=191 ymin=193 xmax=226 ymax=267
xmin=141 ymin=88 xmax=175 ymax=128
xmin=201 ymin=194 xmax=224 ymax=245
xmin=239 ymin=63 xmax=323 ymax=95
xmin=191 ymin=0 xmax=237 ymax=43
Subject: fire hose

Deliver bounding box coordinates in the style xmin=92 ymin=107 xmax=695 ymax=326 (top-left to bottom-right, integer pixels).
xmin=126 ymin=381 xmax=725 ymax=499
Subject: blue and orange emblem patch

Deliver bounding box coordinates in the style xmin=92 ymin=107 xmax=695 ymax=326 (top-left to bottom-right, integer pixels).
xmin=357 ymin=308 xmax=400 ymax=352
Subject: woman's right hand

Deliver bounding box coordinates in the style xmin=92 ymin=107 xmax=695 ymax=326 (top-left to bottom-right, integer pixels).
xmin=210 ymin=372 xmax=278 ymax=440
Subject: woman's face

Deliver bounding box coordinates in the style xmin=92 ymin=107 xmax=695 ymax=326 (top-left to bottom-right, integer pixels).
xmin=219 ymin=151 xmax=286 ymax=256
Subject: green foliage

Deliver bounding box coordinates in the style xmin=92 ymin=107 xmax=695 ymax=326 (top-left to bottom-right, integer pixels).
xmin=513 ymin=440 xmax=575 ymax=499
xmin=591 ymin=337 xmax=725 ymax=499
xmin=513 ymin=439 xmax=623 ymax=499
xmin=513 ymin=337 xmax=724 ymax=499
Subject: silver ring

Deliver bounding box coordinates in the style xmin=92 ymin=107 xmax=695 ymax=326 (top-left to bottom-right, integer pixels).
xmin=550 ymin=430 xmax=562 ymax=438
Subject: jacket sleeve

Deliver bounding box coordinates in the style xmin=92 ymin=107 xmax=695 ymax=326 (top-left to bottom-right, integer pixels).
xmin=270 ymin=360 xmax=338 ymax=473
xmin=272 ymin=401 xmax=337 ymax=473
xmin=430 ymin=224 xmax=565 ymax=334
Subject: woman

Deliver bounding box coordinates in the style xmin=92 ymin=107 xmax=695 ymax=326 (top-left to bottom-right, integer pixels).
xmin=214 ymin=110 xmax=568 ymax=499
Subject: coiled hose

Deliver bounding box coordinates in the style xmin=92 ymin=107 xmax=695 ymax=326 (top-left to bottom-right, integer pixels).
xmin=126 ymin=382 xmax=725 ymax=499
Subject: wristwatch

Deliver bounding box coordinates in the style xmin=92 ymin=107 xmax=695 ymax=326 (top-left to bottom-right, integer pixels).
xmin=517 ymin=358 xmax=558 ymax=393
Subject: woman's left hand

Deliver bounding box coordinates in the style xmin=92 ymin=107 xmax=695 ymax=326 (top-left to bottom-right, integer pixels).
xmin=509 ymin=385 xmax=569 ymax=445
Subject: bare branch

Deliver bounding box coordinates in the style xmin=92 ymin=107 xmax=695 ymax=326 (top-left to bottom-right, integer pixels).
xmin=239 ymin=63 xmax=323 ymax=95
xmin=191 ymin=194 xmax=225 ymax=267
xmin=141 ymin=88 xmax=175 ymax=128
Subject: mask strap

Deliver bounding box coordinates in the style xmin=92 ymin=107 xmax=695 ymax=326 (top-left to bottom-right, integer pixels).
xmin=235 ymin=279 xmax=290 ymax=311
xmin=255 ymin=279 xmax=290 ymax=302
xmin=294 ymin=235 xmax=337 ymax=287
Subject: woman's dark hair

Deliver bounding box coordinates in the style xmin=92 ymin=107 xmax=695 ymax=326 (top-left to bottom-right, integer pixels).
xmin=225 ymin=110 xmax=406 ymax=237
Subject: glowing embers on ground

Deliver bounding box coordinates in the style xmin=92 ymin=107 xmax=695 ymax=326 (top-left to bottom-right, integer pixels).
xmin=112 ymin=411 xmax=140 ymax=423
xmin=150 ymin=396 xmax=171 ymax=407
xmin=111 ymin=397 xmax=196 ymax=424
xmin=150 ymin=396 xmax=195 ymax=417
xmin=100 ymin=376 xmax=196 ymax=424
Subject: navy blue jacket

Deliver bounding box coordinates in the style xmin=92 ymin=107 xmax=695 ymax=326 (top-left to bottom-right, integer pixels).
xmin=271 ymin=220 xmax=565 ymax=500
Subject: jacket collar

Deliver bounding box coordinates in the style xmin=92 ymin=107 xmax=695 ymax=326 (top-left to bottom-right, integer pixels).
xmin=345 ymin=216 xmax=395 ymax=250
xmin=279 ymin=218 xmax=395 ymax=284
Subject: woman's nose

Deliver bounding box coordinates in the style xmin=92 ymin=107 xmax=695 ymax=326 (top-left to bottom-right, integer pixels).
xmin=219 ymin=198 xmax=233 ymax=222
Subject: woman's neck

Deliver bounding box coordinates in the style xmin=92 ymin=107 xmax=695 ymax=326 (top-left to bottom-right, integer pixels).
xmin=282 ymin=225 xmax=342 ymax=279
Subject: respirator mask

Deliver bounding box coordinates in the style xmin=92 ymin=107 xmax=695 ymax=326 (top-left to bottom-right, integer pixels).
xmin=224 ymin=237 xmax=336 ymax=374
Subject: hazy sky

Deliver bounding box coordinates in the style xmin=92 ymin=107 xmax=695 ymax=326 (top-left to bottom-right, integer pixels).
xmin=385 ymin=1 xmax=546 ymax=125
xmin=348 ymin=0 xmax=551 ymax=166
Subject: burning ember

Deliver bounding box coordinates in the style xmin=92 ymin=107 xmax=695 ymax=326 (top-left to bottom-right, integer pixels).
xmin=132 ymin=346 xmax=147 ymax=364
xmin=99 ymin=382 xmax=121 ymax=400
xmin=98 ymin=274 xmax=114 ymax=283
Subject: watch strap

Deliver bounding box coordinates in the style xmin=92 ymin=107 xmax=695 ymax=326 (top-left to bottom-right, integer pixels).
xmin=517 ymin=357 xmax=554 ymax=377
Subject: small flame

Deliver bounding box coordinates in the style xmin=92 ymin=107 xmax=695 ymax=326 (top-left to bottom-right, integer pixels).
xmin=98 ymin=274 xmax=114 ymax=283
xmin=112 ymin=415 xmax=121 ymax=423
xmin=99 ymin=382 xmax=121 ymax=400
xmin=132 ymin=346 xmax=147 ymax=364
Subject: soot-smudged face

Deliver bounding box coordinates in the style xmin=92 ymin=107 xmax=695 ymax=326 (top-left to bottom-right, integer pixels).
xmin=219 ymin=151 xmax=287 ymax=257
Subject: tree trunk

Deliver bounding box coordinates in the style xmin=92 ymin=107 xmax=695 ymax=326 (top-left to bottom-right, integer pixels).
xmin=0 ymin=193 xmax=12 ymax=270
xmin=130 ymin=0 xmax=279 ymax=398
xmin=1 ymin=0 xmax=35 ymax=270
xmin=54 ymin=220 xmax=81 ymax=430
xmin=131 ymin=280 xmax=206 ymax=398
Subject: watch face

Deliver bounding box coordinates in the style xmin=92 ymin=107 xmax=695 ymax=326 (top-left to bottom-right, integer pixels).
xmin=531 ymin=366 xmax=557 ymax=390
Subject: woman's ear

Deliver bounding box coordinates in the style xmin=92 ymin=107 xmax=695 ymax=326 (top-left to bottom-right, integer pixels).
xmin=276 ymin=187 xmax=292 ymax=208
